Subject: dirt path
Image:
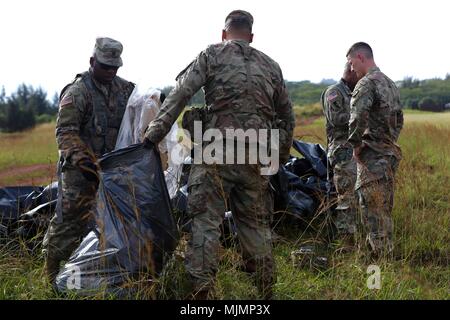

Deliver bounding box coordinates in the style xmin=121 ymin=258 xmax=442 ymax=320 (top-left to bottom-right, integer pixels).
xmin=0 ymin=163 xmax=57 ymax=186
xmin=297 ymin=115 xmax=321 ymax=126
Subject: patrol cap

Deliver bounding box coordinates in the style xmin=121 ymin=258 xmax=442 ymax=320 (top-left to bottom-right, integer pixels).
xmin=224 ymin=10 xmax=253 ymax=32
xmin=92 ymin=37 xmax=123 ymax=67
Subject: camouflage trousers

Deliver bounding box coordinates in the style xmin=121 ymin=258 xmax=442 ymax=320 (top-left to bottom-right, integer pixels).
xmin=332 ymin=158 xmax=357 ymax=235
xmin=43 ymin=168 xmax=96 ymax=266
xmin=186 ymin=163 xmax=274 ymax=298
xmin=357 ymin=178 xmax=395 ymax=255
xmin=355 ymin=148 xmax=400 ymax=255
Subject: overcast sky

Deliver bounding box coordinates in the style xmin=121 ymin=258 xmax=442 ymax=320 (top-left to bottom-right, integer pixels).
xmin=1 ymin=0 xmax=449 ymax=96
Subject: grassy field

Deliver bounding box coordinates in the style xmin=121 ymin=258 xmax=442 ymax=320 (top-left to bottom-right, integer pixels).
xmin=0 ymin=111 xmax=449 ymax=299
xmin=0 ymin=122 xmax=58 ymax=170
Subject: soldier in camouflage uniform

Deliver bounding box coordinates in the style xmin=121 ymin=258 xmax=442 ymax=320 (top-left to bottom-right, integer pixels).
xmin=144 ymin=10 xmax=295 ymax=299
xmin=43 ymin=37 xmax=135 ymax=283
xmin=346 ymin=42 xmax=403 ymax=257
xmin=321 ymin=63 xmax=359 ymax=241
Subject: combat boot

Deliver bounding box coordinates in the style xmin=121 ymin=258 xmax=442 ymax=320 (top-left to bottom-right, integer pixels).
xmin=44 ymin=257 xmax=61 ymax=288
xmin=254 ymin=256 xmax=275 ymax=300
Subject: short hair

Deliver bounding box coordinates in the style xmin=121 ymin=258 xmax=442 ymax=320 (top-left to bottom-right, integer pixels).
xmin=346 ymin=42 xmax=373 ymax=59
xmin=224 ymin=10 xmax=253 ymax=33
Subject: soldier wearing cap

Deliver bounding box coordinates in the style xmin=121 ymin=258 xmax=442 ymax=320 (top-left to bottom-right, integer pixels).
xmin=144 ymin=10 xmax=294 ymax=299
xmin=43 ymin=37 xmax=135 ymax=284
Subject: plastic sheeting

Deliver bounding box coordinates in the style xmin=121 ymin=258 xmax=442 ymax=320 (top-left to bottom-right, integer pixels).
xmin=56 ymin=143 xmax=178 ymax=297
xmin=114 ymin=86 xmax=188 ymax=199
xmin=272 ymin=140 xmax=333 ymax=220
xmin=0 ymin=184 xmax=56 ymax=238
xmin=115 ymin=87 xmax=162 ymax=149
xmin=172 ymin=140 xmax=333 ymax=235
xmin=16 ymin=182 xmax=58 ymax=240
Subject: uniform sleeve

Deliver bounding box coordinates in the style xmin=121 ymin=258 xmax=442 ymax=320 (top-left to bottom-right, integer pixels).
xmin=273 ymin=68 xmax=295 ymax=164
xmin=55 ymin=87 xmax=93 ymax=165
xmin=348 ymin=80 xmax=375 ymax=148
xmin=322 ymin=88 xmax=345 ymax=128
xmin=393 ymin=108 xmax=403 ymax=141
xmin=145 ymin=51 xmax=208 ymax=144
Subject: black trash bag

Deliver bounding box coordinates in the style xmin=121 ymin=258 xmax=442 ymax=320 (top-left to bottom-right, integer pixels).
xmin=292 ymin=140 xmax=328 ymax=179
xmin=272 ymin=140 xmax=332 ymax=220
xmin=56 ymin=143 xmax=178 ymax=297
xmin=272 ymin=166 xmax=316 ymax=218
xmin=16 ymin=182 xmax=58 ymax=240
xmin=0 ymin=186 xmax=44 ymax=238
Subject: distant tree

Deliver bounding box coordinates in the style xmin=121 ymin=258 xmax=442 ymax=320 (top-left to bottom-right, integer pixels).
xmin=29 ymin=87 xmax=51 ymax=115
xmin=0 ymin=84 xmax=58 ymax=132
xmin=409 ymin=99 xmax=419 ymax=109
xmin=319 ymin=79 xmax=336 ymax=86
xmin=0 ymin=86 xmax=5 ymax=104
xmin=51 ymin=92 xmax=59 ymax=111
xmin=418 ymin=97 xmax=442 ymax=111
xmin=401 ymin=77 xmax=420 ymax=88
xmin=160 ymin=86 xmax=174 ymax=98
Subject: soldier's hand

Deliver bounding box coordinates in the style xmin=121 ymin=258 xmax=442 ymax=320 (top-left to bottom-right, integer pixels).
xmin=143 ymin=137 xmax=153 ymax=149
xmin=77 ymin=159 xmax=100 ymax=185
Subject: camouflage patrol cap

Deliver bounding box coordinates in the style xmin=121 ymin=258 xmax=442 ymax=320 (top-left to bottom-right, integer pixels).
xmin=93 ymin=37 xmax=123 ymax=67
xmin=224 ymin=10 xmax=254 ymax=32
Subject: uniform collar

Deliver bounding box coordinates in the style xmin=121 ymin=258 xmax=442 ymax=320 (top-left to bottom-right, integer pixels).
xmin=367 ymin=66 xmax=380 ymax=75
xmin=226 ymin=39 xmax=250 ymax=46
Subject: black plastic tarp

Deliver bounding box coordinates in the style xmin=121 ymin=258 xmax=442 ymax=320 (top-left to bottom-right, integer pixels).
xmin=0 ymin=184 xmax=57 ymax=238
xmin=171 ymin=140 xmax=333 ymax=231
xmin=272 ymin=140 xmax=333 ymax=219
xmin=291 ymin=140 xmax=328 ymax=178
xmin=56 ymin=143 xmax=178 ymax=297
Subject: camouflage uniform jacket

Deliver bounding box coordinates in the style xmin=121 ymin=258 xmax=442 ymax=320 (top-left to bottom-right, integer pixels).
xmin=56 ymin=70 xmax=135 ymax=166
xmin=321 ymin=79 xmax=353 ymax=165
xmin=348 ymin=67 xmax=403 ymax=159
xmin=145 ymin=39 xmax=295 ymax=163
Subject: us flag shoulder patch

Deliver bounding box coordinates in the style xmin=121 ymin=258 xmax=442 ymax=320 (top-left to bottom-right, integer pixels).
xmin=59 ymin=94 xmax=73 ymax=108
xmin=327 ymin=91 xmax=338 ymax=102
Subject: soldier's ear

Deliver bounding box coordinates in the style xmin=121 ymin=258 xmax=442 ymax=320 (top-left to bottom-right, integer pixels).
xmin=357 ymin=53 xmax=364 ymax=63
xmin=89 ymin=57 xmax=95 ymax=67
xmin=222 ymin=30 xmax=227 ymax=41
xmin=249 ymin=33 xmax=254 ymax=44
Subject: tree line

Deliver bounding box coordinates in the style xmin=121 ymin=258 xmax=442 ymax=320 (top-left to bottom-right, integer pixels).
xmin=164 ymin=75 xmax=450 ymax=112
xmin=0 ymin=84 xmax=58 ymax=133
xmin=399 ymin=75 xmax=450 ymax=111
xmin=2 ymin=75 xmax=449 ymax=133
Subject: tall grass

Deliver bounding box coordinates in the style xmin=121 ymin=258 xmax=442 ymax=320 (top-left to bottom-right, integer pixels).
xmin=0 ymin=112 xmax=449 ymax=299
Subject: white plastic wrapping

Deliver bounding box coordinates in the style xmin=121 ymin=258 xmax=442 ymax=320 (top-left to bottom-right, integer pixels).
xmin=115 ymin=85 xmax=186 ymax=198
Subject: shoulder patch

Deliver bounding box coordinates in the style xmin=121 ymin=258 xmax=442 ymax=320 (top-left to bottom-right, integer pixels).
xmin=59 ymin=94 xmax=73 ymax=108
xmin=327 ymin=90 xmax=338 ymax=102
